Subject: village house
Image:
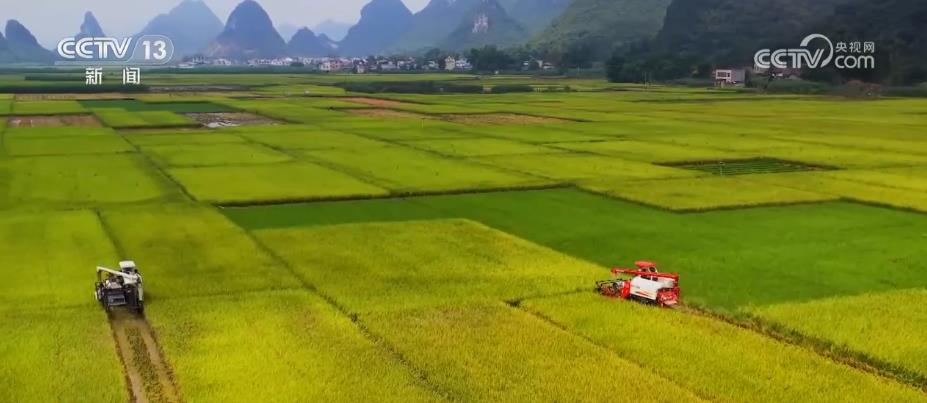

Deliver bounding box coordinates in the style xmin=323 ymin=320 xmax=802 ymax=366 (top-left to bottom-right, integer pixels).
xmin=714 ymin=68 xmax=746 ymax=87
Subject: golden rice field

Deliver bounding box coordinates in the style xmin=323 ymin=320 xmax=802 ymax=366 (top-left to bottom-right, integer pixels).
xmin=1 ymin=73 xmax=926 ymax=402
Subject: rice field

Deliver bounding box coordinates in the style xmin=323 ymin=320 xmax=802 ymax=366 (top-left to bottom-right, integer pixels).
xmin=523 ymin=293 xmax=927 ymax=402
xmin=99 ymin=204 xmax=302 ymax=298
xmin=0 ymin=154 xmax=179 ymax=209
xmin=363 ymin=303 xmax=703 ymax=402
xmin=146 ymin=291 xmax=438 ymax=403
xmin=167 ymin=162 xmax=389 ymax=203
xmin=0 ymin=307 xmax=127 ymax=403
xmin=4 ymin=135 xmax=134 ymax=156
xmin=141 ymin=143 xmax=292 ymax=167
xmin=581 ymin=176 xmax=837 ymax=211
xmin=3 ymin=76 xmax=927 ymax=402
xmin=751 ymin=289 xmax=927 ymax=377
xmin=302 ymin=144 xmax=547 ymax=192
xmin=254 ymin=219 xmax=604 ymax=313
xmin=0 ymin=210 xmax=119 ymax=308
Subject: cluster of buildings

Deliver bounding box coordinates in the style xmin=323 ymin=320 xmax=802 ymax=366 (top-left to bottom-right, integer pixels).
xmin=178 ymin=56 xmax=475 ymax=73
xmin=713 ymin=67 xmax=803 ymax=87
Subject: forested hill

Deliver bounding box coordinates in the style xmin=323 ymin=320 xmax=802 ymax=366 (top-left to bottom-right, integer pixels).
xmin=813 ymin=0 xmax=927 ymax=84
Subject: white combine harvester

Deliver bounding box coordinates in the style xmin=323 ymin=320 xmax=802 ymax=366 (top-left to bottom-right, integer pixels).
xmin=95 ymin=261 xmax=144 ymax=313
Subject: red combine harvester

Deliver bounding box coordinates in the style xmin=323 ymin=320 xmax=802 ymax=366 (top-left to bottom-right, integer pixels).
xmin=596 ymin=261 xmax=680 ymax=307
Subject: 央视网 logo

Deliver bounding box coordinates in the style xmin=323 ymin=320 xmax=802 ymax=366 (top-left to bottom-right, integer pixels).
xmin=754 ymin=34 xmax=876 ymax=70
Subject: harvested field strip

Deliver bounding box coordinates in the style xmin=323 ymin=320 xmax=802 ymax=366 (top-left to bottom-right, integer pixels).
xmin=108 ymin=310 xmax=180 ymax=403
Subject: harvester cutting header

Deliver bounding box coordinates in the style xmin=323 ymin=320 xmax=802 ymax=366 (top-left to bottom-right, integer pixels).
xmin=95 ymin=261 xmax=144 ymax=313
xmin=596 ymin=261 xmax=680 ymax=307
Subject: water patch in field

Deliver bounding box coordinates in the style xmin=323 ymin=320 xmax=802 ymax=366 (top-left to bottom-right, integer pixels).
xmin=662 ymin=158 xmax=835 ymax=175
xmin=186 ymin=112 xmax=281 ymax=128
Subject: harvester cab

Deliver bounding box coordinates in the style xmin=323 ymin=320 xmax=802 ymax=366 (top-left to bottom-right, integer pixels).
xmin=94 ymin=260 xmax=144 ymax=314
xmin=596 ymin=261 xmax=680 ymax=307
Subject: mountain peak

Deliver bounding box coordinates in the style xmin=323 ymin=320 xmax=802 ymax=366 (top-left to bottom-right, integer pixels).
xmin=5 ymin=20 xmax=35 ymax=41
xmin=78 ymin=11 xmax=105 ymax=39
xmin=339 ymin=0 xmax=414 ymax=56
xmin=203 ymin=0 xmax=287 ymax=60
xmin=288 ymin=27 xmax=334 ymax=57
xmin=138 ymin=0 xmax=225 ymax=57
xmin=5 ymin=19 xmax=53 ymax=63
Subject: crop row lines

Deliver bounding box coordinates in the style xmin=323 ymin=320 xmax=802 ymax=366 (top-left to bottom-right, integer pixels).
xmin=509 ymin=302 xmax=715 ymax=402
xmin=329 ymin=122 xmax=561 ymax=183
xmin=119 ymin=135 xmax=198 ymax=203
xmin=680 ymin=304 xmax=927 ymax=392
xmin=237 ymin=228 xmax=458 ymax=401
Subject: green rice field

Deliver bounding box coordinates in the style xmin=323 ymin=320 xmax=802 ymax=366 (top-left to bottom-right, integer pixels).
xmin=1 ymin=73 xmax=926 ymax=402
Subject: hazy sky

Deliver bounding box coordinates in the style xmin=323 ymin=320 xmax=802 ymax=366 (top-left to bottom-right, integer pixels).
xmin=3 ymin=0 xmax=430 ymax=47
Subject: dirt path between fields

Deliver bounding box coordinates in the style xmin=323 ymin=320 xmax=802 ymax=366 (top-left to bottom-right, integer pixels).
xmin=108 ymin=310 xmax=182 ymax=403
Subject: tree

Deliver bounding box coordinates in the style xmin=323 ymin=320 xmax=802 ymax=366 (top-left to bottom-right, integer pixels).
xmin=468 ymin=46 xmax=517 ymax=72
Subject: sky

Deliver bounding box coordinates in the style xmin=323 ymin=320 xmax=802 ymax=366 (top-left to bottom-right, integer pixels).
xmin=3 ymin=0 xmax=430 ymax=47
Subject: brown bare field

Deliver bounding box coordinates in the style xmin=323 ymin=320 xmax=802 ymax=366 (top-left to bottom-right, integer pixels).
xmin=7 ymin=114 xmax=102 ymax=128
xmin=344 ymin=108 xmax=435 ymax=120
xmin=442 ymin=113 xmax=571 ymax=125
xmin=341 ymin=97 xmax=414 ymax=108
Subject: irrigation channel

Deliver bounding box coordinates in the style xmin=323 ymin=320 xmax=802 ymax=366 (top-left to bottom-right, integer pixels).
xmin=108 ymin=310 xmax=181 ymax=403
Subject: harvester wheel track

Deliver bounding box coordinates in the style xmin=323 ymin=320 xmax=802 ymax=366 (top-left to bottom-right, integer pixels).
xmin=108 ymin=310 xmax=181 ymax=403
